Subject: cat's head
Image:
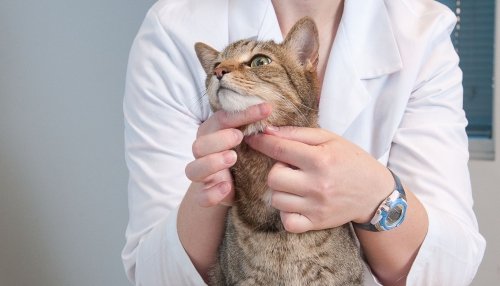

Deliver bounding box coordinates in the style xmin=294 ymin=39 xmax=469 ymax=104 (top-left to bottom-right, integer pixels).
xmin=195 ymin=17 xmax=319 ymax=135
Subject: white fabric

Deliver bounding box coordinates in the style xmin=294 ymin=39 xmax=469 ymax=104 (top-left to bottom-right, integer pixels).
xmin=122 ymin=0 xmax=486 ymax=285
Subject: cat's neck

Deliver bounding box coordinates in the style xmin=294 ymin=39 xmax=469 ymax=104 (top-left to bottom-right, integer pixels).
xmin=272 ymin=0 xmax=344 ymax=89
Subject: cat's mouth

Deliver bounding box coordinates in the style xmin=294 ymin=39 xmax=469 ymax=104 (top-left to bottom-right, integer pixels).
xmin=216 ymin=87 xmax=265 ymax=113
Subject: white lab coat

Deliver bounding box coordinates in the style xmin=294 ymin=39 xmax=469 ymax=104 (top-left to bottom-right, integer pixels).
xmin=122 ymin=0 xmax=486 ymax=285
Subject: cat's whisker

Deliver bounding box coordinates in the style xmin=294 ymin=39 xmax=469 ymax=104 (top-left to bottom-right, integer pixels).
xmin=268 ymin=89 xmax=311 ymax=126
xmin=183 ymin=87 xmax=210 ymax=113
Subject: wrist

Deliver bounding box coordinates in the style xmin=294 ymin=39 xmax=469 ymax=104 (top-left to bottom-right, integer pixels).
xmin=353 ymin=167 xmax=395 ymax=224
xmin=353 ymin=169 xmax=408 ymax=232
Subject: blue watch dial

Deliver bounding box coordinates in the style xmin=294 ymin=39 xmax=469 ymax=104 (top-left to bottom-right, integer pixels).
xmin=377 ymin=196 xmax=407 ymax=231
xmin=354 ymin=169 xmax=407 ymax=232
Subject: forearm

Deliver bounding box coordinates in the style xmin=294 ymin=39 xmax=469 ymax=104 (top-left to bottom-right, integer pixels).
xmin=177 ymin=183 xmax=229 ymax=282
xmin=355 ymin=188 xmax=428 ymax=285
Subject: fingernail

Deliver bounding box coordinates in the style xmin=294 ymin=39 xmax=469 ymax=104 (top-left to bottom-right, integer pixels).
xmin=265 ymin=125 xmax=279 ymax=133
xmin=223 ymin=150 xmax=237 ymax=164
xmin=258 ymin=103 xmax=272 ymax=116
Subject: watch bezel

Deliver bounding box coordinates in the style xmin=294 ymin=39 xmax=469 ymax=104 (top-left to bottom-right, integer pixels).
xmin=354 ymin=169 xmax=408 ymax=232
xmin=374 ymin=193 xmax=408 ymax=231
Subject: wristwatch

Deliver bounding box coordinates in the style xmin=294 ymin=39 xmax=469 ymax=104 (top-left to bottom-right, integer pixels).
xmin=354 ymin=169 xmax=408 ymax=232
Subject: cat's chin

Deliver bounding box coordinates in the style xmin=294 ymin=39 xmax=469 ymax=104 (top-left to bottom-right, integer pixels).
xmin=215 ymin=88 xmax=269 ymax=135
xmin=242 ymin=121 xmax=267 ymax=136
xmin=218 ymin=88 xmax=265 ymax=113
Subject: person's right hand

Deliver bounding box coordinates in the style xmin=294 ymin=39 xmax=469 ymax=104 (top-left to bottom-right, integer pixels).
xmin=185 ymin=103 xmax=272 ymax=207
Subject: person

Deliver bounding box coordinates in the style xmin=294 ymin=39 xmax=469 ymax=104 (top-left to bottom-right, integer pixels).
xmin=121 ymin=0 xmax=486 ymax=285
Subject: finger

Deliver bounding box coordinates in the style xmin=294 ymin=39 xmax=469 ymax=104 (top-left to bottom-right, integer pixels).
xmin=245 ymin=133 xmax=316 ymax=169
xmin=197 ymin=181 xmax=233 ymax=207
xmin=192 ymin=128 xmax=243 ymax=158
xmin=203 ymin=168 xmax=233 ymax=188
xmin=270 ymin=190 xmax=307 ymax=214
xmin=280 ymin=212 xmax=314 ymax=234
xmin=264 ymin=126 xmax=334 ymax=145
xmin=198 ymin=103 xmax=272 ymax=136
xmin=185 ymin=150 xmax=237 ymax=182
xmin=267 ymin=162 xmax=309 ymax=197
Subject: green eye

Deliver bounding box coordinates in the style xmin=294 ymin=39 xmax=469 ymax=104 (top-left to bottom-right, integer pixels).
xmin=250 ymin=55 xmax=272 ymax=67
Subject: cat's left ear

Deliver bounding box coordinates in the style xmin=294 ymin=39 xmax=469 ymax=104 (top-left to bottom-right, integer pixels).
xmin=283 ymin=17 xmax=319 ymax=72
xmin=194 ymin=42 xmax=220 ymax=75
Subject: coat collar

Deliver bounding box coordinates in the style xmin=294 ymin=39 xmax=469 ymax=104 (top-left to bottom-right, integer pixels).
xmin=228 ymin=0 xmax=279 ymax=43
xmin=227 ymin=0 xmax=402 ymax=135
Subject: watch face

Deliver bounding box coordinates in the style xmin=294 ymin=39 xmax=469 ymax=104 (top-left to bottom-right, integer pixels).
xmin=385 ymin=201 xmax=406 ymax=228
xmin=387 ymin=204 xmax=404 ymax=225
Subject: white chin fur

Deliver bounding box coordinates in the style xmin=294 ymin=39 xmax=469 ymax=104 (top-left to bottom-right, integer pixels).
xmin=218 ymin=88 xmax=265 ymax=112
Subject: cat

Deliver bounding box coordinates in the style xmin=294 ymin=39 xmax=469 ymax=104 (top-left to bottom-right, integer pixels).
xmin=195 ymin=17 xmax=364 ymax=286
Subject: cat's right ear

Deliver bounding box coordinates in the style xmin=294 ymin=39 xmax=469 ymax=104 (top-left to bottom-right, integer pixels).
xmin=194 ymin=42 xmax=220 ymax=75
xmin=283 ymin=17 xmax=319 ymax=72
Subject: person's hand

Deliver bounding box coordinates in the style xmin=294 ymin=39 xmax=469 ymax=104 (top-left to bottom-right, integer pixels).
xmin=245 ymin=126 xmax=394 ymax=233
xmin=185 ymin=103 xmax=272 ymax=207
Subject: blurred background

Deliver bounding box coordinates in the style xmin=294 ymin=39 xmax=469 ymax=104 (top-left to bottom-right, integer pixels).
xmin=0 ymin=1 xmax=154 ymax=285
xmin=0 ymin=1 xmax=498 ymax=285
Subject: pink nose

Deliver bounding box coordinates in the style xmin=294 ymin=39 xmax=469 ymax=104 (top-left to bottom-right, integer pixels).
xmin=214 ymin=67 xmax=229 ymax=80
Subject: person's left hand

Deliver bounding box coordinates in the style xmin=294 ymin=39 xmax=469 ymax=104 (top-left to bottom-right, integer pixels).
xmin=244 ymin=126 xmax=394 ymax=233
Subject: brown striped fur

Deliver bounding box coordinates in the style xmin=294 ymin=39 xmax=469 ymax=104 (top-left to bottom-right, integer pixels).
xmin=195 ymin=18 xmax=364 ymax=286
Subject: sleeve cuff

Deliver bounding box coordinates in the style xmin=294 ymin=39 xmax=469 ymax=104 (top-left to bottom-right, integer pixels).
xmin=405 ymin=205 xmax=486 ymax=286
xmin=166 ymin=206 xmax=207 ymax=285
xmin=135 ymin=206 xmax=207 ymax=286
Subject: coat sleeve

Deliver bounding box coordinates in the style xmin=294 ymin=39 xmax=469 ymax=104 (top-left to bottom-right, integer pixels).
xmin=121 ymin=5 xmax=209 ymax=285
xmin=388 ymin=10 xmax=486 ymax=286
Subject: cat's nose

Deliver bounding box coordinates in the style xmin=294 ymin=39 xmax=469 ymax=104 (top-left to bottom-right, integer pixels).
xmin=214 ymin=67 xmax=229 ymax=80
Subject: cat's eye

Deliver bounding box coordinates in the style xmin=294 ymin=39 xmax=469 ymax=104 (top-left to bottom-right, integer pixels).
xmin=250 ymin=55 xmax=272 ymax=67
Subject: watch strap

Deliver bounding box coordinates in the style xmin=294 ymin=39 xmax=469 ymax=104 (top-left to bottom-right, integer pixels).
xmin=353 ymin=169 xmax=406 ymax=232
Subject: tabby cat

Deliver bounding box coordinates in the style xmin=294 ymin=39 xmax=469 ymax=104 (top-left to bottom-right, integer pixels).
xmin=195 ymin=17 xmax=364 ymax=286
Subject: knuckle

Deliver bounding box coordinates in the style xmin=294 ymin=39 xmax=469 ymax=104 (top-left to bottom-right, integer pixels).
xmin=226 ymin=129 xmax=242 ymax=147
xmin=197 ymin=115 xmax=218 ymax=137
xmin=243 ymin=105 xmax=258 ymax=119
xmin=312 ymin=148 xmax=334 ymax=169
xmin=312 ymin=179 xmax=335 ymax=201
xmin=185 ymin=162 xmax=199 ymax=182
xmin=202 ymin=193 xmax=219 ymax=207
xmin=198 ymin=193 xmax=216 ymax=207
xmin=215 ymin=111 xmax=231 ymax=128
xmin=191 ymin=139 xmax=203 ymax=158
xmin=312 ymin=155 xmax=329 ymax=170
xmin=272 ymin=142 xmax=286 ymax=159
xmin=317 ymin=178 xmax=332 ymax=193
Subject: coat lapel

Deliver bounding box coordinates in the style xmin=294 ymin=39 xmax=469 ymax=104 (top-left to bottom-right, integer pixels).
xmin=319 ymin=0 xmax=402 ymax=135
xmin=228 ymin=0 xmax=403 ymax=135
xmin=228 ymin=0 xmax=281 ymax=43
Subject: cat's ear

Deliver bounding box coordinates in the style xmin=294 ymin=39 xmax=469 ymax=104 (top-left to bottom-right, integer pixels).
xmin=195 ymin=42 xmax=220 ymax=75
xmin=283 ymin=17 xmax=319 ymax=72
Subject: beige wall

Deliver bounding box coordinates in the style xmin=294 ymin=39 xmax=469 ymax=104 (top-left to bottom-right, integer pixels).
xmin=470 ymin=2 xmax=500 ymax=284
xmin=471 ymin=159 xmax=500 ymax=285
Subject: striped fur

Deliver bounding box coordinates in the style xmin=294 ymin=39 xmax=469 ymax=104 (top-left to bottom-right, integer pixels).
xmin=195 ymin=17 xmax=364 ymax=286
